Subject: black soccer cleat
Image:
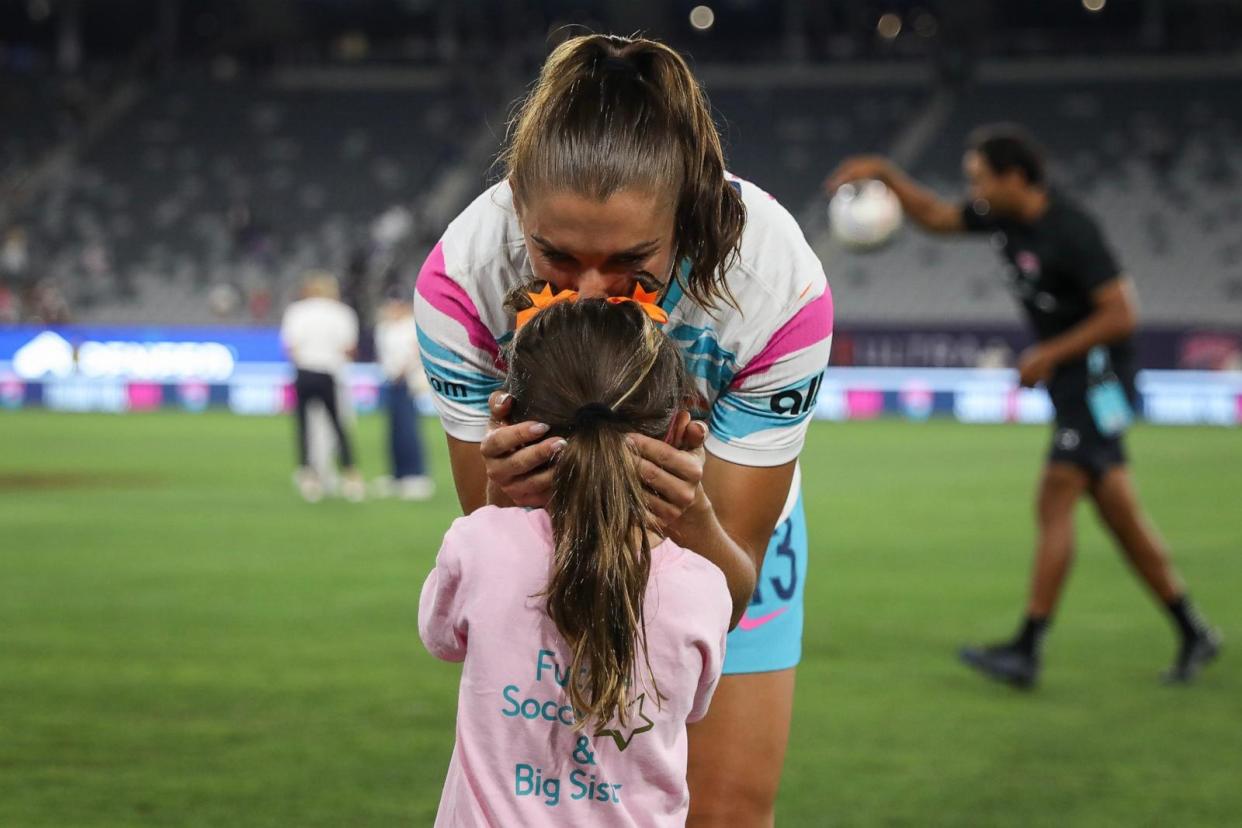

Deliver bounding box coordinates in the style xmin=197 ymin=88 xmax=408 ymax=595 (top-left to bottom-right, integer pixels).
xmin=1163 ymin=629 xmax=1222 ymax=684
xmin=959 ymin=642 xmax=1040 ymax=689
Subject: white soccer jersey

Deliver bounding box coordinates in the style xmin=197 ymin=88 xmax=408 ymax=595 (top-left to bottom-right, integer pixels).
xmin=280 ymin=297 xmax=359 ymax=374
xmin=413 ymin=177 xmax=833 ymax=468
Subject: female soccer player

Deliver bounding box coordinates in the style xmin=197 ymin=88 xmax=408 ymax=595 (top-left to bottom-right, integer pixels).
xmin=415 ymin=34 xmax=833 ymax=824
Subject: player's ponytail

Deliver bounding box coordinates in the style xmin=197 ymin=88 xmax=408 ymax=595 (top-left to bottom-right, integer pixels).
xmin=503 ymin=33 xmax=744 ymax=311
xmin=503 ymin=292 xmax=689 ymax=728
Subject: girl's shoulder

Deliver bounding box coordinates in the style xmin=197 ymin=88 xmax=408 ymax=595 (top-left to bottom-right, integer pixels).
xmin=648 ymin=540 xmax=732 ymax=624
xmin=440 ymin=506 xmax=553 ymax=566
xmin=447 ymin=504 xmax=550 ymax=539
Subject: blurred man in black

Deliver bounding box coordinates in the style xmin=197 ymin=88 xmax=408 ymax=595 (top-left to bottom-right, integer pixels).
xmin=828 ymin=125 xmax=1219 ymax=687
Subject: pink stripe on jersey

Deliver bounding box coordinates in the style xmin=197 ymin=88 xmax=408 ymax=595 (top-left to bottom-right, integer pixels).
xmin=731 ymin=287 xmax=834 ymax=386
xmin=417 ymin=242 xmax=500 ymax=362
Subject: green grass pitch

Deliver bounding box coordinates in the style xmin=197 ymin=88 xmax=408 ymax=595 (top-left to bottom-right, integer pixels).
xmin=1 ymin=411 xmax=1239 ymax=826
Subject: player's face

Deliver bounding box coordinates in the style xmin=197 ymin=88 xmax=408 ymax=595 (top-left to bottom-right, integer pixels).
xmin=964 ymin=151 xmax=1023 ymax=216
xmin=516 ymin=189 xmax=677 ymax=300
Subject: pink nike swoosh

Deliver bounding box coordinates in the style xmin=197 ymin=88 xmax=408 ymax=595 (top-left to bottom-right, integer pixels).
xmin=737 ymin=607 xmax=789 ymax=632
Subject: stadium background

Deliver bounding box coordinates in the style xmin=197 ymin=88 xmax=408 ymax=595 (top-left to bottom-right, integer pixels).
xmin=2 ymin=1 xmax=1240 ymax=825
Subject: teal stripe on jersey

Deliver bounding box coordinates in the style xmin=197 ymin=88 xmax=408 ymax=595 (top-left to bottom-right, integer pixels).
xmin=710 ymin=374 xmax=821 ymax=441
xmin=417 ymin=327 xmax=465 ymax=365
xmin=667 ymin=322 xmax=738 ymax=394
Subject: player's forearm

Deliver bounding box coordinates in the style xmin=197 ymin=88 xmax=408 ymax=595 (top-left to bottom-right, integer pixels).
xmin=668 ymin=496 xmax=758 ymax=630
xmin=1042 ymin=304 xmax=1136 ymax=366
xmin=446 ymin=435 xmax=492 ymax=514
xmin=876 ymin=164 xmax=960 ymax=233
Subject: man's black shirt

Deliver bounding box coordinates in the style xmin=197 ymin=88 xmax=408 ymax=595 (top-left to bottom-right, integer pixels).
xmin=961 ymin=191 xmax=1134 ymax=380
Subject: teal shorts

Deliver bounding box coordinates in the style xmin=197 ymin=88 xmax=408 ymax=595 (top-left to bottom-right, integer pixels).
xmin=722 ymin=492 xmax=808 ymax=675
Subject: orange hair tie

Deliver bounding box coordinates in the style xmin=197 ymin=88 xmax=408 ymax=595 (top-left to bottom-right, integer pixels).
xmin=515 ymin=283 xmax=669 ymax=329
xmin=514 ymin=283 xmax=578 ymax=329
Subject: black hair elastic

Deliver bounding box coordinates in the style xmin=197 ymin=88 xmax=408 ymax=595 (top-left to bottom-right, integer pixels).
xmin=598 ymin=55 xmax=638 ymax=76
xmin=571 ymin=402 xmax=618 ymax=430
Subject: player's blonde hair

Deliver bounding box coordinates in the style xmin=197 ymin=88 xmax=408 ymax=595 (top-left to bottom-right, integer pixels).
xmin=301 ymin=270 xmax=340 ymax=300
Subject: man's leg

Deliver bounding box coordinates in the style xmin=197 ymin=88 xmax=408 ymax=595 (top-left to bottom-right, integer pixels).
xmin=1088 ymin=466 xmax=1180 ymax=601
xmin=294 ymin=372 xmax=312 ymax=469
xmin=1089 ymin=465 xmax=1220 ymax=681
xmin=319 ymin=376 xmax=355 ymax=470
xmin=292 ymin=370 xmax=325 ymax=502
xmin=1027 ymin=462 xmax=1093 ymax=617
xmin=391 ymin=380 xmax=422 ymax=479
xmin=386 ymin=380 xmax=408 ymax=479
xmin=960 ymin=462 xmax=1090 ymax=688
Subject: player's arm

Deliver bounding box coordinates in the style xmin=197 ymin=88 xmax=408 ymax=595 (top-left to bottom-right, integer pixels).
xmin=1018 ymin=277 xmax=1138 ymax=387
xmin=342 ymin=309 xmax=360 ymax=362
xmin=445 ymin=436 xmax=489 ymax=513
xmin=635 ymin=279 xmax=833 ymax=628
xmin=279 ymin=312 xmax=297 ymax=364
xmin=1017 ymin=218 xmax=1134 ymax=387
xmin=826 ymin=155 xmax=965 ymax=234
xmin=414 ymin=242 xmax=560 ymax=513
xmin=701 ymin=456 xmax=796 ymax=615
xmin=628 ymin=429 xmax=765 ymax=630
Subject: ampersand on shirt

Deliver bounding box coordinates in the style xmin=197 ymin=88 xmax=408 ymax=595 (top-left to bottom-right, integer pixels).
xmin=573 ymin=736 xmax=595 ymax=766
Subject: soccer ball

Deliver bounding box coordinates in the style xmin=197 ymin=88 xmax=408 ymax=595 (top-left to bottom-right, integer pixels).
xmin=829 ymin=179 xmax=903 ymax=251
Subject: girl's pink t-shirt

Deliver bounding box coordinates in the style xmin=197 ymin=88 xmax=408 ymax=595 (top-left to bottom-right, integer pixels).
xmin=419 ymin=506 xmax=731 ymax=827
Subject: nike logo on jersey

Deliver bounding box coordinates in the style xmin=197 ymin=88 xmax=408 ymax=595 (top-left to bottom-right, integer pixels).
xmin=737 ymin=607 xmax=789 ymax=632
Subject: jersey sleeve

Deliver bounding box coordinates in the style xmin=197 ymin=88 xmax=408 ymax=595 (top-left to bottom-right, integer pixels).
xmin=412 ymin=241 xmax=504 ymax=442
xmin=706 ymin=287 xmax=833 ymax=467
xmin=960 ymin=200 xmax=999 ymax=233
xmin=418 ymin=523 xmax=470 ymax=663
xmin=1067 ymin=215 xmax=1123 ymax=293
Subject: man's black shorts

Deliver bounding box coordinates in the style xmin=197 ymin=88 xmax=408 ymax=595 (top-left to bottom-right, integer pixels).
xmin=1046 ymin=367 xmax=1140 ymax=479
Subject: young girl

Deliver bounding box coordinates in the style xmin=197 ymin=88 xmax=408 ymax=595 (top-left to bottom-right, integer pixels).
xmin=419 ymin=291 xmax=732 ymax=826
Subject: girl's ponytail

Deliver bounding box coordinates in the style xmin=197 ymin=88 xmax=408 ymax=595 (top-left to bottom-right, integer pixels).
xmin=545 ymin=418 xmax=654 ymax=728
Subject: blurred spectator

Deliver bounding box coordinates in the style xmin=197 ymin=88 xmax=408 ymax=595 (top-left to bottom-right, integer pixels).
xmin=371 ymin=205 xmax=415 ymax=252
xmin=374 ymin=286 xmax=433 ymax=501
xmin=279 ymin=271 xmax=363 ymax=502
xmin=248 ymin=285 xmax=272 ymax=322
xmin=28 ymin=279 xmax=70 ymax=323
xmin=1 ymin=227 xmax=29 ymax=282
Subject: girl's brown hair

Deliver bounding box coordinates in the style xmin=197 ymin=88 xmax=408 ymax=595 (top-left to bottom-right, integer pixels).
xmin=503 ymin=287 xmax=690 ymax=728
xmin=503 ymin=33 xmax=745 ymax=310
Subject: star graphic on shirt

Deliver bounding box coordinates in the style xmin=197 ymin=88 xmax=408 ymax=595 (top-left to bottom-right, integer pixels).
xmin=594 ymin=693 xmax=655 ymax=752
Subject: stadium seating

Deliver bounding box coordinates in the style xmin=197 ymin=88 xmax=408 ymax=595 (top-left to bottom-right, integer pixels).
xmin=17 ymin=71 xmax=487 ymax=323
xmin=7 ymin=66 xmax=1242 ymax=327
xmin=840 ymin=75 xmax=1242 ymax=325
xmin=0 ymin=75 xmax=78 ymax=177
xmin=706 ymin=81 xmax=925 ymax=219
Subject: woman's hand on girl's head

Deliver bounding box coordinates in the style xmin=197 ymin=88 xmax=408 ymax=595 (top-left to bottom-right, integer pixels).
xmin=629 ymin=420 xmax=709 ymax=530
xmin=481 ymin=391 xmax=566 ymax=508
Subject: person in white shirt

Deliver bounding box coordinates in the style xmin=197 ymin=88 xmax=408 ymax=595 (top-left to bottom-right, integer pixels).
xmin=374 ymin=286 xmax=434 ymax=500
xmin=280 ymin=271 xmax=363 ymax=502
